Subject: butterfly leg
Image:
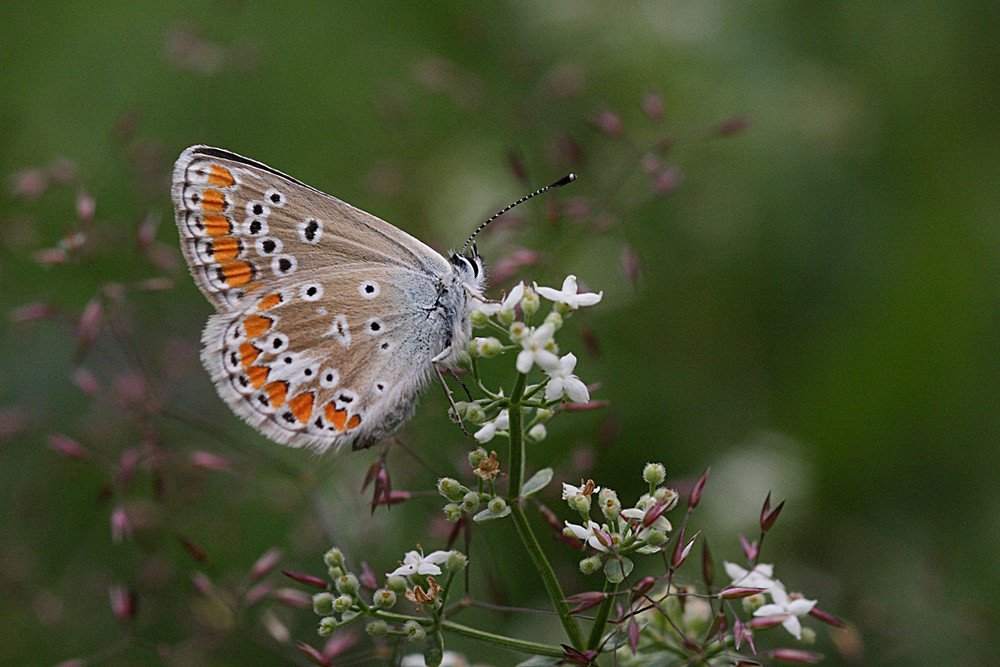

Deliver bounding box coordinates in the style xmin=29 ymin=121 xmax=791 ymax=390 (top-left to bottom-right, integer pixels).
xmin=434 ymin=363 xmax=472 ymax=438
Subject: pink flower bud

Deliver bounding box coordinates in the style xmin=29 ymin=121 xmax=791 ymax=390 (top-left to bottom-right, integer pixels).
xmin=108 ymin=585 xmax=135 ymax=622
xmin=282 ymin=570 xmax=330 ymax=590
xmin=272 ymin=587 xmax=312 ymax=609
xmin=110 ymin=506 xmax=132 ymax=543
xmin=244 ymin=582 xmax=272 ymax=606
xmin=719 ymin=586 xmax=768 ymax=599
xmin=296 ymin=641 xmax=332 ymax=667
xmin=190 ymin=451 xmax=232 ymax=472
xmin=641 ymin=92 xmax=665 ymax=120
xmin=766 ymin=648 xmax=824 ymax=663
xmin=689 ymin=468 xmax=709 ymax=509
xmin=76 ymin=191 xmax=95 ymax=224
xmin=70 ymin=367 xmax=100 ymax=396
xmin=251 ymin=548 xmax=282 ymax=580
xmin=47 ymin=433 xmax=87 ymax=459
xmin=11 ymin=302 xmax=55 ymax=323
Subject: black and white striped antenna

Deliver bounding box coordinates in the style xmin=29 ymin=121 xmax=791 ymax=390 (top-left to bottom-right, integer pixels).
xmin=460 ymin=173 xmax=577 ymax=255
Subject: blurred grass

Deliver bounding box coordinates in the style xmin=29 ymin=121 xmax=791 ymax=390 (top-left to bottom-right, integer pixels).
xmin=2 ymin=1 xmax=999 ymax=665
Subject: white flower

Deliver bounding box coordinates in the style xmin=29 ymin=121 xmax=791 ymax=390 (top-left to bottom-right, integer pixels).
xmin=620 ymin=506 xmax=672 ymax=537
xmin=387 ymin=549 xmax=453 ymax=578
xmin=724 ymin=562 xmax=777 ymax=590
xmin=516 ymin=323 xmax=560 ymax=374
xmin=475 ymin=282 xmax=525 ymax=318
xmin=474 ymin=410 xmax=509 ymax=443
xmin=561 ymin=481 xmax=600 ymax=500
xmin=401 ymin=651 xmax=470 ymax=667
xmin=563 ymin=520 xmax=611 ymax=552
xmin=753 ymin=581 xmax=817 ymax=640
xmin=544 ymin=353 xmax=590 ymax=403
xmin=534 ymin=275 xmax=602 ymax=310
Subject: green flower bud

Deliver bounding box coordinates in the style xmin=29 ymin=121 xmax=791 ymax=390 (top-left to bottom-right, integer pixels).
xmin=527 ymin=423 xmax=547 ymax=442
xmin=543 ymin=310 xmax=563 ymax=329
xmin=472 ymin=336 xmax=502 ymax=358
xmin=335 ymin=573 xmax=359 ymax=595
xmin=508 ymin=321 xmax=529 ymax=342
xmin=323 ymin=547 xmax=345 ymax=569
xmin=446 ymin=551 xmax=468 ymax=572
xmin=645 ymin=529 xmax=667 ymax=546
xmin=488 ymin=496 xmax=507 ymax=514
xmin=333 ymin=594 xmax=353 ymax=614
xmin=643 ymin=462 xmax=666 ymax=486
xmin=312 ymin=592 xmax=335 ymax=616
xmin=372 ymin=588 xmax=396 ymax=609
xmin=404 ymin=619 xmax=426 ymax=641
xmin=568 ymin=492 xmax=592 ymax=515
xmin=449 ymin=401 xmax=469 ymax=422
xmin=327 ymin=565 xmax=344 ymax=580
xmin=521 ymin=287 xmax=540 ymax=316
xmin=742 ymin=593 xmax=766 ymax=613
xmin=443 ymin=502 xmax=463 ymax=522
xmin=465 ymin=404 xmax=486 ymax=423
xmin=599 ymin=488 xmax=621 ymax=521
xmin=470 ymin=309 xmax=490 ymax=328
xmin=366 ymin=619 xmax=389 ymax=636
xmin=468 ymin=447 xmax=488 ymax=467
xmin=800 ymin=627 xmax=817 ymax=644
xmin=386 ymin=575 xmax=407 ymax=594
xmin=535 ymin=407 xmax=554 ymax=422
xmin=318 ymin=616 xmax=337 ymax=636
xmin=579 ymin=554 xmax=602 ymax=575
xmin=437 ymin=477 xmax=464 ymax=500
xmin=461 ymin=491 xmax=481 ymax=513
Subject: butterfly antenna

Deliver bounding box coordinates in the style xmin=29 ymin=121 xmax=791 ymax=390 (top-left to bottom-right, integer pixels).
xmin=460 ymin=173 xmax=577 ymax=255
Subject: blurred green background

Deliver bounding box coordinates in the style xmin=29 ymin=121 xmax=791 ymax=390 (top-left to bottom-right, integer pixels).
xmin=2 ymin=2 xmax=998 ymax=665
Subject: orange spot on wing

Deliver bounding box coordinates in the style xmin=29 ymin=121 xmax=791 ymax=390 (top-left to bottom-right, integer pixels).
xmin=211 ymin=236 xmax=240 ymax=261
xmin=220 ymin=261 xmax=254 ymax=287
xmin=208 ymin=164 xmax=235 ymax=187
xmin=325 ymin=403 xmax=348 ymax=431
xmin=203 ymin=213 xmax=231 ymax=236
xmin=263 ymin=380 xmax=288 ymax=408
xmin=200 ymin=188 xmax=226 ymax=212
xmin=239 ymin=342 xmax=260 ymax=367
xmin=346 ymin=414 xmax=361 ymax=430
xmin=242 ymin=314 xmax=272 ymax=338
xmin=257 ymin=293 xmax=283 ymax=310
xmin=245 ymin=283 xmax=263 ymax=292
xmin=288 ymin=392 xmax=315 ymax=423
xmin=246 ymin=365 xmax=269 ymax=388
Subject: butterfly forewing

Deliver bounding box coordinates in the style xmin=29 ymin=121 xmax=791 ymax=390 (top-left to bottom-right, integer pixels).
xmin=171 ymin=146 xmax=483 ymax=452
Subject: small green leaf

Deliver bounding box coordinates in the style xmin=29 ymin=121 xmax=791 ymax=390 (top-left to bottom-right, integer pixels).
xmin=521 ymin=467 xmax=553 ymax=497
xmin=473 ymin=505 xmax=512 ymax=522
xmin=604 ymin=556 xmax=633 ymax=583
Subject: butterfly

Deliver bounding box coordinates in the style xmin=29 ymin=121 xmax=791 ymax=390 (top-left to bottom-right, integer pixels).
xmin=171 ymin=145 xmax=491 ymax=452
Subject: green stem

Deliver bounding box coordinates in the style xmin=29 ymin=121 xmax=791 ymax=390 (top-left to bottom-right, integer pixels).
xmin=587 ymin=577 xmax=619 ymax=650
xmin=441 ymin=620 xmax=565 ymax=658
xmin=507 ymin=372 xmax=527 ymax=496
xmin=506 ymin=371 xmax=585 ymax=650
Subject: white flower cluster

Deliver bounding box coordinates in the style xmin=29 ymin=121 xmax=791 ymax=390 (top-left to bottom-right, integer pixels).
xmin=460 ymin=275 xmax=602 ymax=444
xmin=725 ymin=562 xmax=818 ymax=640
xmin=560 ymin=466 xmax=678 ymax=582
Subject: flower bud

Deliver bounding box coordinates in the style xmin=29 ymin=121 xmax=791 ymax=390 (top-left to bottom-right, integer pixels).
xmin=366 ymin=619 xmax=389 ymax=636
xmin=461 ymin=491 xmax=481 ymax=513
xmin=312 ymin=592 xmax=335 ymax=615
xmin=471 ymin=336 xmax=502 ymax=358
xmin=800 ymin=627 xmax=817 ymax=644
xmin=470 ymin=309 xmax=490 ymax=328
xmin=488 ymin=496 xmax=508 ymax=514
xmin=645 ymin=529 xmax=667 ymax=547
xmin=327 ymin=566 xmax=344 ymax=580
xmin=437 ymin=477 xmax=464 ymax=500
xmin=527 ymin=424 xmax=547 ymax=442
xmin=318 ymin=616 xmax=338 ymax=636
xmin=643 ymin=462 xmax=666 ymax=486
xmin=335 ymin=573 xmax=359 ymax=595
xmin=386 ymin=575 xmax=407 ymax=594
xmin=323 ymin=547 xmax=345 ymax=569
xmin=465 ymin=404 xmax=486 ymax=423
xmin=443 ymin=503 xmax=462 ymax=522
xmin=404 ymin=619 xmax=426 ymax=640
xmin=449 ymin=401 xmax=469 ymax=422
xmin=333 ymin=594 xmax=353 ymax=614
xmin=521 ymin=287 xmax=540 ymax=316
xmin=543 ymin=310 xmax=563 ymax=329
xmin=535 ymin=407 xmax=554 ymax=422
xmin=579 ymin=555 xmax=602 ymax=575
xmin=599 ymin=488 xmax=621 ymax=521
xmin=742 ymin=593 xmax=767 ymax=613
xmin=468 ymin=447 xmax=488 ymax=467
xmin=372 ymin=588 xmax=396 ymax=609
xmin=568 ymin=493 xmax=592 ymax=515
xmin=446 ymin=551 xmax=468 ymax=572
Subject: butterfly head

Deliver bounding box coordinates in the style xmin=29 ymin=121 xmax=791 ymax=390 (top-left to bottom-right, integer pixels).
xmin=449 ymin=245 xmax=486 ymax=291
